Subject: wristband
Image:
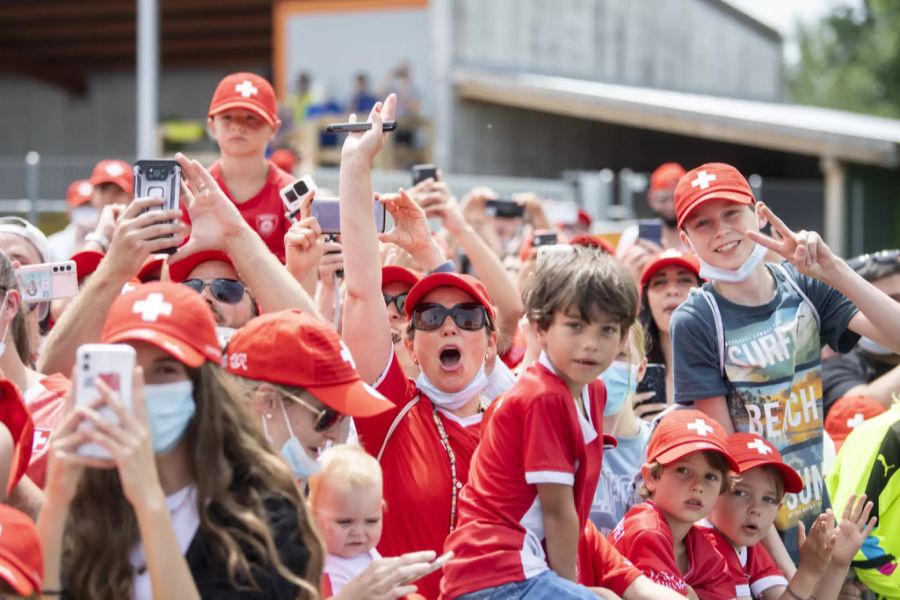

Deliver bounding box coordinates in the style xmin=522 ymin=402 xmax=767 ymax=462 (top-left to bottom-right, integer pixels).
xmin=429 ymin=260 xmax=456 ymax=274
xmin=84 ymin=232 xmax=110 ymax=251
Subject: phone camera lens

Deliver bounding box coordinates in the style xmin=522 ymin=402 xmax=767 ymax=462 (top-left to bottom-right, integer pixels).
xmin=66 ymin=265 xmax=72 ymax=271
xmin=52 ymin=266 xmax=58 ymax=272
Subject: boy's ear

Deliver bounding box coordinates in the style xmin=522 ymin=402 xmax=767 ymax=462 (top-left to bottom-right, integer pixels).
xmin=755 ymin=203 xmax=768 ymax=230
xmin=679 ymin=229 xmax=693 ymax=252
xmin=640 ymin=463 xmax=657 ymax=492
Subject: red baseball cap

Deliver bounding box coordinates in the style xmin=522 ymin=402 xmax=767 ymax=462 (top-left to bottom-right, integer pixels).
xmin=66 ymin=179 xmax=94 ymax=207
xmin=90 ymin=159 xmax=133 ymax=195
xmin=674 ymin=163 xmax=755 ymax=229
xmin=270 ymin=149 xmax=297 ymax=174
xmin=382 ymin=266 xmax=421 ymax=290
xmin=577 ymin=208 xmax=593 ymax=228
xmin=101 ymin=282 xmax=221 ymax=368
xmin=647 ymin=409 xmax=738 ymax=470
xmin=209 ymin=72 xmax=280 ymax=128
xmin=825 ymin=395 xmax=887 ymax=452
xmin=138 ymin=254 xmax=166 ymax=283
xmin=726 ymin=433 xmax=803 ymax=494
xmin=70 ymin=249 xmax=105 ymax=283
xmin=0 ymin=504 xmax=43 ymax=596
xmin=639 ymin=249 xmax=702 ymax=288
xmin=167 ymin=250 xmax=235 ymax=283
xmin=0 ymin=380 xmax=33 ymax=495
xmin=404 ymin=272 xmax=496 ymax=322
xmin=224 ymin=310 xmax=393 ymax=418
xmin=650 ymin=163 xmax=686 ymax=193
xmin=570 ymin=234 xmax=614 ymax=255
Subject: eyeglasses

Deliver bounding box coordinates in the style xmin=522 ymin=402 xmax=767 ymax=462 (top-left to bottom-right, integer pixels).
xmin=282 ymin=391 xmax=345 ymax=432
xmin=182 ymin=278 xmax=247 ymax=304
xmin=383 ymin=291 xmax=409 ymax=313
xmin=411 ymin=303 xmax=491 ymax=332
xmin=847 ymin=250 xmax=900 ymax=272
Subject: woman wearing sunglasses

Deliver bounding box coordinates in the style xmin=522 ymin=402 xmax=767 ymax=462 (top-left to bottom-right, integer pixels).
xmin=222 ymin=309 xmax=394 ymax=483
xmin=338 ymin=94 xmax=499 ymax=599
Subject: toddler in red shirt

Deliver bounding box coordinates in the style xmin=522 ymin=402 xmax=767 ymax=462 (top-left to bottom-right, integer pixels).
xmin=440 ymin=247 xmax=638 ymax=599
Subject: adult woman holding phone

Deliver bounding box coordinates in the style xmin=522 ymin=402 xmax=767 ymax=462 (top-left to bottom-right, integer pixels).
xmin=37 ymin=282 xmax=323 ymax=599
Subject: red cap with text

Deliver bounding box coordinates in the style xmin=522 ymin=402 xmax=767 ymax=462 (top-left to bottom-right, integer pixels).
xmin=726 ymin=433 xmax=804 ymax=494
xmin=650 ymin=163 xmax=686 ymax=193
xmin=640 ymin=249 xmax=701 ymax=288
xmin=101 ymin=282 xmax=221 ymax=368
xmin=66 ymin=179 xmax=94 ymax=207
xmin=647 ymin=409 xmax=738 ymax=470
xmin=0 ymin=380 xmax=33 ymax=495
xmin=89 ymin=159 xmax=133 ymax=195
xmin=0 ymin=504 xmax=43 ymax=596
xmin=208 ymin=72 xmax=280 ymax=128
xmin=224 ymin=310 xmax=393 ymax=418
xmin=674 ymin=163 xmax=755 ymax=229
xmin=404 ymin=272 xmax=495 ymax=321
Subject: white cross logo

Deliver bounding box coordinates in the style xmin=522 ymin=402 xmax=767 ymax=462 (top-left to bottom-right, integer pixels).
xmin=235 ymin=80 xmax=258 ymax=98
xmin=106 ymin=162 xmax=125 ymax=176
xmin=747 ymin=439 xmax=772 ymax=455
xmin=133 ymin=293 xmax=173 ymax=322
xmin=77 ymin=181 xmax=93 ymax=196
xmin=847 ymin=413 xmax=865 ymax=429
xmin=339 ymin=341 xmax=356 ymax=369
xmin=691 ymin=170 xmax=717 ymax=190
xmin=32 ymin=428 xmax=51 ymax=452
xmin=687 ymin=418 xmax=714 ymax=436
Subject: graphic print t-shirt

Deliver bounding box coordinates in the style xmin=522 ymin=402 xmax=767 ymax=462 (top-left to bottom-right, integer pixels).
xmin=671 ymin=262 xmax=858 ymax=529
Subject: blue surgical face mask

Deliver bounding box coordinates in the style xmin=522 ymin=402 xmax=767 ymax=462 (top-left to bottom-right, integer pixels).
xmin=262 ymin=397 xmax=320 ymax=481
xmin=600 ymin=361 xmax=638 ymax=416
xmin=144 ymin=381 xmax=196 ymax=454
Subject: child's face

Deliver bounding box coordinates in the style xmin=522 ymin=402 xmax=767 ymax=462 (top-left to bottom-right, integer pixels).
xmin=538 ymin=307 xmax=624 ymax=394
xmin=679 ymin=199 xmax=761 ymax=270
xmin=209 ymin=108 xmax=275 ymax=158
xmin=710 ymin=467 xmax=781 ymax=548
xmin=313 ymin=483 xmax=384 ymax=558
xmin=644 ymin=452 xmax=725 ymax=528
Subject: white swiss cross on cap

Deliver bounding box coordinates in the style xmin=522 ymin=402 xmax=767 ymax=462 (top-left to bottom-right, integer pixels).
xmin=691 ymin=170 xmax=716 ymax=190
xmin=687 ymin=418 xmax=714 ymax=436
xmin=106 ymin=162 xmax=125 ymax=176
xmin=747 ymin=439 xmax=772 ymax=455
xmin=847 ymin=413 xmax=866 ymax=429
xmin=339 ymin=341 xmax=357 ymax=369
xmin=235 ymin=80 xmax=258 ymax=98
xmin=133 ymin=293 xmax=173 ymax=322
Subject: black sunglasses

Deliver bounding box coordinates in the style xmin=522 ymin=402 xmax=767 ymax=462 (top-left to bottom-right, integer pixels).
xmin=383 ymin=291 xmax=409 ymax=313
xmin=182 ymin=278 xmax=247 ymax=304
xmin=411 ymin=303 xmax=491 ymax=332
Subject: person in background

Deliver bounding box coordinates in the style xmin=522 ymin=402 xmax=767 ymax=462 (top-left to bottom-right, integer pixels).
xmin=80 ymin=159 xmax=133 ymax=255
xmin=347 ymin=72 xmax=379 ymax=115
xmin=48 ymin=179 xmax=95 ymax=261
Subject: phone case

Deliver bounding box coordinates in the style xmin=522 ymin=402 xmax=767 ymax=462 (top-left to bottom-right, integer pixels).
xmin=635 ymin=363 xmax=667 ymax=404
xmin=411 ymin=164 xmax=437 ymax=186
xmin=16 ymin=261 xmax=79 ymax=303
xmin=311 ymin=198 xmax=387 ymax=235
xmin=75 ymin=344 xmax=136 ymax=459
xmin=133 ymin=160 xmax=181 ymax=254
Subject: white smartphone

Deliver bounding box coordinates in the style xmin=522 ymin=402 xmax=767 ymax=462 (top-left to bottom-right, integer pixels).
xmin=16 ymin=261 xmax=79 ymax=303
xmin=75 ymin=344 xmax=136 ymax=459
xmin=279 ymin=176 xmax=317 ymax=222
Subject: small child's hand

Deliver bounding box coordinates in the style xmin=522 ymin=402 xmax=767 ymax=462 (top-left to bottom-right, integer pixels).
xmin=832 ymin=494 xmax=877 ymax=567
xmin=797 ymin=511 xmax=837 ymax=579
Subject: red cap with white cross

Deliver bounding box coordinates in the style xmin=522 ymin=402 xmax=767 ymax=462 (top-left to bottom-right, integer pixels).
xmin=725 ymin=433 xmax=804 ymax=494
xmin=647 ymin=409 xmax=738 ymax=470
xmin=223 ymin=310 xmax=393 ymax=418
xmin=101 ymin=282 xmax=221 ymax=368
xmin=208 ymin=72 xmax=280 ymax=128
xmin=674 ymin=162 xmax=755 ymax=229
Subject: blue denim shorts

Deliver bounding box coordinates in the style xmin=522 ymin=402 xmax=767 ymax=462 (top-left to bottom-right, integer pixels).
xmin=456 ymin=570 xmax=598 ymax=600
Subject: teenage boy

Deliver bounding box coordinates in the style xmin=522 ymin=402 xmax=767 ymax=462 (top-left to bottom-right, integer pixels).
xmin=440 ymin=246 xmax=638 ymax=599
xmin=670 ymin=162 xmax=900 ymax=561
xmin=610 ymin=409 xmax=738 ymax=599
xmin=201 ymin=72 xmax=294 ymax=262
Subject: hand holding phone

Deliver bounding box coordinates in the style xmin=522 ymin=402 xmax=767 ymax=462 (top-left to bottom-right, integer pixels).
xmin=634 ymin=363 xmax=667 ymax=421
xmin=75 ymin=344 xmax=136 ymax=459
xmin=411 ymin=164 xmax=438 ymax=186
xmin=637 ymin=219 xmax=663 ymax=247
xmin=397 ymin=551 xmax=454 ymax=586
xmin=485 ymin=199 xmax=525 ymax=219
xmin=133 ymin=160 xmax=182 ymax=254
xmin=326 ymin=121 xmax=397 ymax=133
xmin=532 ymin=230 xmax=558 ymax=248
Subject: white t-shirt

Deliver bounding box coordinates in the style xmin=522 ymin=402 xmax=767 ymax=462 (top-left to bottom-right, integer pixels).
xmin=324 ymin=548 xmax=381 ymax=595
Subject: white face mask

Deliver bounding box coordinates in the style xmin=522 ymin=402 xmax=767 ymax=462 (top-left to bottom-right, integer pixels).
xmin=697 ymin=242 xmax=767 ymax=283
xmin=416 ymin=365 xmax=489 ymax=411
xmin=481 ymin=358 xmax=518 ymax=403
xmin=72 ymin=205 xmax=98 ymax=227
xmin=262 ymin=397 xmax=320 ymax=481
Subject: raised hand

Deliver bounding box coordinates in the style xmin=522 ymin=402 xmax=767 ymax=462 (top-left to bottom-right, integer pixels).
xmin=745 ymin=202 xmax=839 ymax=281
xmin=378 ymin=189 xmax=438 ymax=257
xmin=832 ymin=494 xmax=876 ymax=567
xmin=340 ymin=94 xmax=398 ymax=166
xmin=797 ymin=511 xmax=838 ymax=579
xmin=284 ymin=215 xmax=326 ymax=283
xmin=104 ymin=198 xmax=186 ymax=279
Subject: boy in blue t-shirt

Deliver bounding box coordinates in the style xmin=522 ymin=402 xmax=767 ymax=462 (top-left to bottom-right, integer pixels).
xmin=669 ymin=162 xmax=900 ymax=568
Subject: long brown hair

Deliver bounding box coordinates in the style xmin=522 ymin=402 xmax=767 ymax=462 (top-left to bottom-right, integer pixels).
xmin=62 ymin=363 xmax=324 ymax=599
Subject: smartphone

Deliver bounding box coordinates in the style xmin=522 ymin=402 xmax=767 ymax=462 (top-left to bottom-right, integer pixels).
xmin=635 ymin=363 xmax=666 ymax=406
xmin=133 ymin=160 xmax=181 ymax=254
xmin=75 ymin=344 xmax=136 ymax=459
xmin=324 ymin=121 xmax=397 ymax=133
xmin=311 ymin=198 xmax=387 ymax=235
xmin=398 ymin=551 xmax=454 ymax=585
xmin=411 ymin=164 xmax=438 ymax=186
xmin=637 ymin=219 xmax=663 ymax=246
xmin=532 ymin=230 xmax=558 ymax=247
xmin=16 ymin=261 xmax=78 ymax=303
xmin=279 ymin=176 xmax=317 ymax=222
xmin=485 ymin=199 xmax=525 ymax=219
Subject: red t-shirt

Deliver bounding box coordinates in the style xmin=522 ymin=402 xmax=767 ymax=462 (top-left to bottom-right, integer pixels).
xmin=699 ymin=523 xmax=787 ymax=598
xmin=355 ymin=351 xmax=483 ymax=600
xmin=24 ymin=373 xmax=69 ymax=489
xmin=440 ymin=354 xmax=606 ymax=599
xmin=187 ymin=161 xmax=293 ymax=262
xmin=609 ymin=502 xmax=733 ymax=600
xmin=0 ymin=382 xmax=33 ymax=494
xmin=577 ymin=520 xmax=641 ymax=595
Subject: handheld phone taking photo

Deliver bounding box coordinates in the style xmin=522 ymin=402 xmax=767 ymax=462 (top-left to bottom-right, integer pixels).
xmin=311 ymin=198 xmax=387 ymax=235
xmin=325 ymin=121 xmax=397 ymax=133
xmin=485 ymin=199 xmax=525 ymax=219
xmin=279 ymin=176 xmax=317 ymax=222
xmin=637 ymin=219 xmax=663 ymax=246
xmin=16 ymin=261 xmax=79 ymax=303
xmin=411 ymin=164 xmax=438 ymax=186
xmin=635 ymin=363 xmax=667 ymax=407
xmin=75 ymin=344 xmax=136 ymax=459
xmin=532 ymin=230 xmax=558 ymax=247
xmin=133 ymin=160 xmax=181 ymax=254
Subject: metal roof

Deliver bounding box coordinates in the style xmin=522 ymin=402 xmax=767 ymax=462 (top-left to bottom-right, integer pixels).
xmin=454 ymin=69 xmax=900 ymax=168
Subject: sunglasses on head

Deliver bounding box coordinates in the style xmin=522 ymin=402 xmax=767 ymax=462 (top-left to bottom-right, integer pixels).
xmin=411 ymin=303 xmax=491 ymax=332
xmin=383 ymin=291 xmax=409 ymax=313
xmin=182 ymin=278 xmax=247 ymax=304
xmin=283 ymin=391 xmax=345 ymax=432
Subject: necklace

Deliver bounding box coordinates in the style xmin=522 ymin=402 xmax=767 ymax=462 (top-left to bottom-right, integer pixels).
xmin=431 ymin=407 xmax=463 ymax=533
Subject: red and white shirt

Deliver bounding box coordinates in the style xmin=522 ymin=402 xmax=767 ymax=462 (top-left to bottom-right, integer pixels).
xmin=185 ymin=161 xmax=293 ymax=262
xmin=355 ymin=351 xmax=483 ymax=600
xmin=439 ymin=353 xmax=606 ymax=599
xmin=577 ymin=520 xmax=641 ymax=595
xmin=24 ymin=373 xmax=69 ymax=488
xmin=0 ymin=383 xmax=33 ymax=495
xmin=699 ymin=522 xmax=787 ymax=598
xmin=609 ymin=502 xmax=734 ymax=600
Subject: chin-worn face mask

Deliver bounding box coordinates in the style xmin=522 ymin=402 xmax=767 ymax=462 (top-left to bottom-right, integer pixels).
xmin=696 ymin=242 xmax=767 ymax=283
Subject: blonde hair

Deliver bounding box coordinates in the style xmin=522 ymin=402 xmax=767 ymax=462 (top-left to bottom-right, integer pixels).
xmin=308 ymin=444 xmax=382 ymax=507
xmin=626 ymin=320 xmax=647 ymax=364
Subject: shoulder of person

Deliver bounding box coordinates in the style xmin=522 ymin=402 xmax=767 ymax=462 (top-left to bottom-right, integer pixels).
xmin=670 ymin=288 xmax=714 ymax=324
